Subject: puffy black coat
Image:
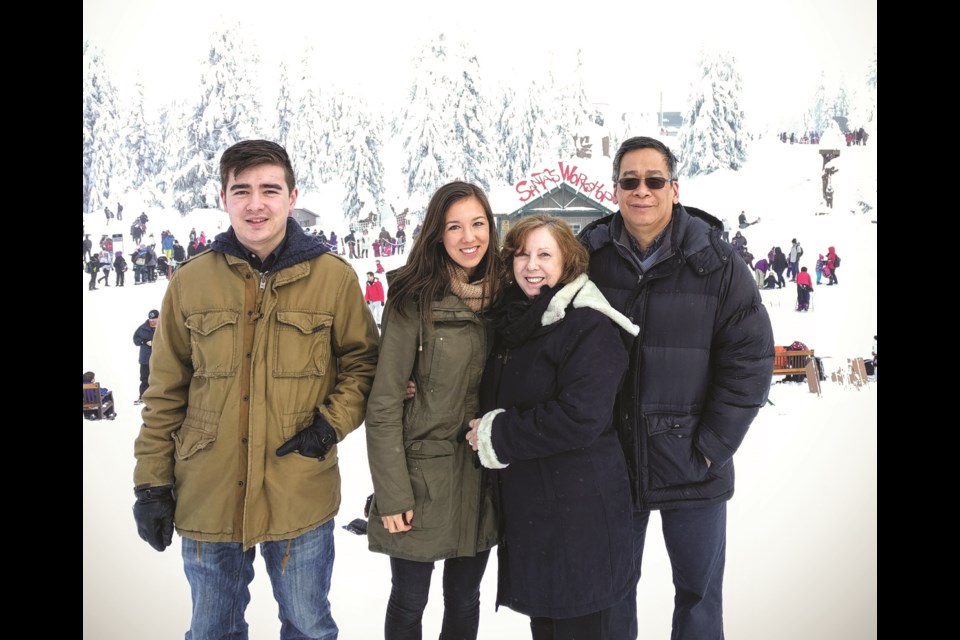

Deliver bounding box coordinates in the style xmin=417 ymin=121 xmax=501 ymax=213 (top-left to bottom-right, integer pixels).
xmin=133 ymin=321 xmax=155 ymax=365
xmin=475 ymin=275 xmax=638 ymax=619
xmin=579 ymin=204 xmax=774 ymax=511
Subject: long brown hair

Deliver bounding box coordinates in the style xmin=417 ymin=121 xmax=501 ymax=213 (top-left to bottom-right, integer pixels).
xmin=387 ymin=181 xmax=504 ymax=325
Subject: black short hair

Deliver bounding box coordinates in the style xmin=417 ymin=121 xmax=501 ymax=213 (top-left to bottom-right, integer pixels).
xmin=613 ymin=136 xmax=679 ymax=181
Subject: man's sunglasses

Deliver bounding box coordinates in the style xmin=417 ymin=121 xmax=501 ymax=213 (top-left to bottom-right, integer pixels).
xmin=617 ymin=177 xmax=673 ymax=191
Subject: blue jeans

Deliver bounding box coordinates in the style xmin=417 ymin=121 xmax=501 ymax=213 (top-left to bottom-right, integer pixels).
xmin=609 ymin=502 xmax=727 ymax=640
xmin=385 ymin=550 xmax=491 ymax=640
xmin=182 ymin=520 xmax=338 ymax=640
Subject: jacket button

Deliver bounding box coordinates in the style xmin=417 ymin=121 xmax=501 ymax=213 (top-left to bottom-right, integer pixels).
xmin=242 ymin=395 xmax=249 ymax=401
xmin=671 ymin=423 xmax=681 ymax=429
xmin=241 ymin=437 xmax=248 ymax=445
xmin=245 ymin=274 xmax=252 ymax=279
xmin=238 ymin=480 xmax=245 ymax=487
xmin=247 ymin=310 xmax=253 ymax=316
xmin=246 ymin=352 xmax=251 ymax=358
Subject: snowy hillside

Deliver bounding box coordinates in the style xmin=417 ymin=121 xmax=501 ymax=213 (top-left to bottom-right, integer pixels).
xmin=83 ymin=136 xmax=877 ymax=640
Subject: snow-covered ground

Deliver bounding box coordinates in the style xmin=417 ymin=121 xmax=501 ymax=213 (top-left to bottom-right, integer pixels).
xmin=83 ymin=137 xmax=877 ymax=639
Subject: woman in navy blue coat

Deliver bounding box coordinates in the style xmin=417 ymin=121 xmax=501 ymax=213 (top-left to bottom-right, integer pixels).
xmin=466 ymin=214 xmax=638 ymax=639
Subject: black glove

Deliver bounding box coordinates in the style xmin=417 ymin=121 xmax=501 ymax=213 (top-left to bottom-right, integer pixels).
xmin=276 ymin=410 xmax=338 ymax=460
xmin=133 ymin=485 xmax=175 ymax=552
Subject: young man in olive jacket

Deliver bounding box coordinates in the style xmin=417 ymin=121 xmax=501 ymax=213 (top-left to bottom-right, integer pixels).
xmin=579 ymin=137 xmax=774 ymax=640
xmin=132 ymin=140 xmax=379 ymax=639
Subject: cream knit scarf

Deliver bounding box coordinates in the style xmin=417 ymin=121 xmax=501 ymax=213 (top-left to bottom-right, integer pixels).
xmin=447 ymin=263 xmax=490 ymax=312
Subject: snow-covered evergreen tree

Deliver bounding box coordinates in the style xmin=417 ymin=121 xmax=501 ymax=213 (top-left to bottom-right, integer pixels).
xmin=83 ymin=43 xmax=122 ymax=214
xmin=399 ymin=35 xmax=457 ymax=201
xmin=151 ymin=99 xmax=189 ymax=210
xmin=548 ymin=50 xmax=593 ymax=161
xmin=288 ymin=46 xmax=336 ymax=196
xmin=677 ymin=50 xmax=748 ymax=177
xmin=170 ymin=23 xmax=265 ymax=213
xmin=124 ymin=80 xmax=158 ymax=197
xmin=807 ymin=72 xmax=832 ymax=134
xmin=448 ymin=41 xmax=493 ymax=191
xmin=832 ymin=80 xmax=851 ymax=123
xmin=399 ymin=34 xmax=495 ymax=200
xmin=496 ymin=87 xmax=530 ymax=184
xmin=339 ymin=98 xmax=387 ymax=221
xmin=275 ymin=62 xmax=294 ymax=148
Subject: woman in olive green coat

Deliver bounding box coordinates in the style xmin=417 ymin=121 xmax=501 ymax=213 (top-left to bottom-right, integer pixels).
xmin=365 ymin=181 xmax=504 ymax=640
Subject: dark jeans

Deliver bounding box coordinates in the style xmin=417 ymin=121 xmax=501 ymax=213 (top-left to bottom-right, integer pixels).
xmin=116 ymin=270 xmax=124 ymax=286
xmin=385 ymin=550 xmax=490 ymax=640
xmin=828 ymin=267 xmax=839 ymax=285
xmin=609 ymin=502 xmax=727 ymax=640
xmin=775 ymin=269 xmax=786 ymax=288
xmin=139 ymin=363 xmax=150 ymax=399
xmin=530 ymin=609 xmax=610 ymax=640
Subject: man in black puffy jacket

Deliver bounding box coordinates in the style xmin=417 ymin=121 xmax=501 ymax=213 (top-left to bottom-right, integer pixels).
xmin=132 ymin=309 xmax=158 ymax=404
xmin=579 ymin=136 xmax=774 ymax=640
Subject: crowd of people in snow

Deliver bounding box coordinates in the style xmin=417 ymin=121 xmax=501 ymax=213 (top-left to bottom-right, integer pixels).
xmin=777 ymin=126 xmax=869 ymax=146
xmin=304 ymin=223 xmax=422 ymax=261
xmin=727 ymin=232 xmax=843 ymax=312
xmin=83 ymin=221 xmax=217 ymax=290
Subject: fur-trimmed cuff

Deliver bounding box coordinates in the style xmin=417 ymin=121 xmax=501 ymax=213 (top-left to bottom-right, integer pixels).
xmin=476 ymin=409 xmax=508 ymax=469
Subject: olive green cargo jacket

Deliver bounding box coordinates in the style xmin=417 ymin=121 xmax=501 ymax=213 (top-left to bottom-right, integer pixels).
xmin=365 ymin=294 xmax=498 ymax=561
xmin=134 ymin=224 xmax=379 ymax=549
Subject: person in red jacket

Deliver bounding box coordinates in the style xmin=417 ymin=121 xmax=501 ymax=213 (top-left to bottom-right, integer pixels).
xmin=796 ymin=266 xmax=814 ymax=311
xmin=365 ymin=271 xmax=385 ymax=327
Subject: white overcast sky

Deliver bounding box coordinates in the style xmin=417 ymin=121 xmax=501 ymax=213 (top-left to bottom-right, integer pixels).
xmin=83 ymin=0 xmax=877 ymax=123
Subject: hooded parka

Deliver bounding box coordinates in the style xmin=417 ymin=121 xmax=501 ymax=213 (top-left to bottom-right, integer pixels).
xmin=579 ymin=204 xmax=774 ymax=511
xmin=365 ymin=290 xmax=498 ymax=562
xmin=133 ymin=219 xmax=379 ymax=549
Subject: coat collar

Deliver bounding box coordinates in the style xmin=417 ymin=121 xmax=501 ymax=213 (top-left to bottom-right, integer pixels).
xmin=542 ymin=274 xmax=639 ymax=336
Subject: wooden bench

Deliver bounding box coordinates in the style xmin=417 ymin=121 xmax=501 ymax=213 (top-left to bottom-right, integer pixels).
xmin=773 ymin=349 xmax=821 ymax=394
xmin=83 ymin=382 xmax=114 ymax=420
xmin=773 ymin=349 xmax=815 ymax=376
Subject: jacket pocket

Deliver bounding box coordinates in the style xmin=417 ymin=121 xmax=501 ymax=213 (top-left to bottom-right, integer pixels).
xmin=184 ymin=311 xmax=240 ymax=378
xmin=173 ymin=407 xmax=221 ymax=460
xmin=405 ymin=439 xmax=455 ymax=530
xmin=274 ymin=311 xmax=332 ymax=377
xmin=644 ymin=413 xmax=708 ymax=490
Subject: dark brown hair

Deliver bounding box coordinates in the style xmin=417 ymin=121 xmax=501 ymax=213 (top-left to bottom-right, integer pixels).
xmin=219 ymin=140 xmax=295 ymax=192
xmin=387 ymin=181 xmax=504 ymax=325
xmin=501 ymin=214 xmax=589 ymax=286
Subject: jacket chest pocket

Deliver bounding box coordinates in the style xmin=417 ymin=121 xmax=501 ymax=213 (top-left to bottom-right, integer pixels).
xmin=274 ymin=311 xmax=332 ymax=377
xmin=185 ymin=311 xmax=240 ymax=378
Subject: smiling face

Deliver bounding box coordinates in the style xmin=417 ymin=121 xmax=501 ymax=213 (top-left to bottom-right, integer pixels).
xmin=441 ymin=196 xmax=489 ymax=276
xmin=513 ymin=226 xmax=563 ymax=298
xmin=221 ymin=164 xmax=298 ymax=261
xmin=614 ymin=148 xmax=679 ymax=249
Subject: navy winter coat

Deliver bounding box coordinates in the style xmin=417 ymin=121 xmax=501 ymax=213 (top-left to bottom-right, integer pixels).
xmin=474 ymin=275 xmax=639 ymax=619
xmin=133 ymin=321 xmax=155 ymax=365
xmin=579 ymin=204 xmax=774 ymax=511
